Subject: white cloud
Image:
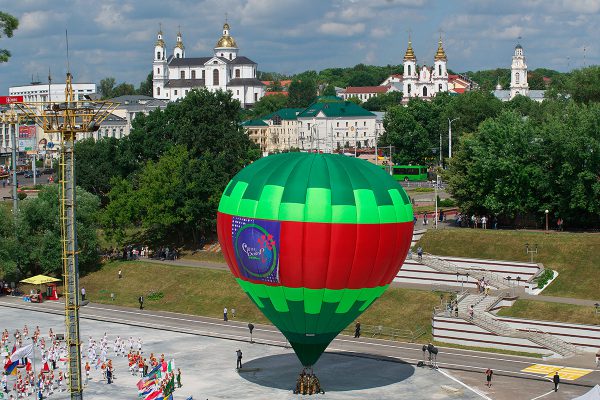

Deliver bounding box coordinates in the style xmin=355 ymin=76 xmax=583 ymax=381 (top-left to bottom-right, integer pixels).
xmin=319 ymin=22 xmax=366 ymax=36
xmin=370 ymin=26 xmax=391 ymax=38
xmin=19 ymin=10 xmax=67 ymax=34
xmin=94 ymin=2 xmax=134 ymax=29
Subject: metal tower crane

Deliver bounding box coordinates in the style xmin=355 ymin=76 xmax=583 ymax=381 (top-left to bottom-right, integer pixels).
xmin=16 ymin=73 xmax=116 ymax=399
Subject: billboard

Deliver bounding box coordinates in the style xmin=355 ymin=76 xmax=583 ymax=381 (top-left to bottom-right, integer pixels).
xmin=0 ymin=96 xmax=23 ymax=104
xmin=19 ymin=125 xmax=36 ymax=139
xmin=18 ymin=139 xmax=34 ymax=151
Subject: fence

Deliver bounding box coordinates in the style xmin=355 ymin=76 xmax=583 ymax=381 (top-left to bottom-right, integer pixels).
xmin=341 ymin=324 xmax=427 ymax=342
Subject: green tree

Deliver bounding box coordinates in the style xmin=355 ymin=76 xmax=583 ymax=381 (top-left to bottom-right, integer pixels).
xmin=99 ymin=77 xmax=116 ymax=99
xmin=348 ymin=70 xmax=379 ymax=87
xmin=0 ymin=186 xmax=100 ymax=280
xmin=287 ymin=78 xmax=317 ymax=108
xmin=321 ymin=84 xmax=337 ymax=97
xmin=137 ymin=72 xmax=153 ymax=96
xmin=563 ymin=66 xmax=600 ymax=103
xmin=363 ymin=91 xmax=403 ymax=111
xmin=379 ymin=105 xmax=432 ymax=165
xmin=0 ymin=12 xmax=18 ymax=63
xmin=249 ymin=93 xmax=288 ymax=118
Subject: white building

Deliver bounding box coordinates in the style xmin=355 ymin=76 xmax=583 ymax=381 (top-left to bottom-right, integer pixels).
xmin=9 ymin=81 xmax=96 ymax=103
xmin=340 ymin=85 xmax=396 ymax=102
xmin=402 ymin=37 xmax=449 ymax=101
xmin=494 ymin=44 xmax=545 ymax=102
xmin=296 ymin=101 xmax=377 ymax=154
xmin=152 ymin=22 xmax=265 ymax=107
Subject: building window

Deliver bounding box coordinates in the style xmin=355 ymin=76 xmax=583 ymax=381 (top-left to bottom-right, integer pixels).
xmin=156 ymin=51 xmax=161 ymax=59
xmin=364 ymin=121 xmax=367 ymax=126
xmin=213 ymin=69 xmax=219 ymax=85
xmin=408 ymin=84 xmax=411 ymax=94
xmin=229 ymin=53 xmax=232 ymax=60
xmin=408 ymin=65 xmax=411 ymax=75
xmin=336 ymin=122 xmax=339 ymax=127
xmin=345 ymin=122 xmax=348 ymax=127
xmin=202 ymin=70 xmax=205 ymax=80
xmin=191 ymin=70 xmax=196 ymax=79
xmin=180 ymin=71 xmax=185 ymax=79
xmin=156 ymin=87 xmax=160 ymax=96
xmin=119 ymin=128 xmax=123 ymax=138
xmin=438 ymin=65 xmax=442 ymax=75
xmin=515 ymin=72 xmax=520 ymax=84
xmin=235 ymin=69 xmax=240 ymax=78
xmin=423 ymin=87 xmax=428 ymax=97
xmin=220 ymin=53 xmax=224 ymax=57
xmin=174 ymin=90 xmax=178 ymax=95
xmin=254 ymin=93 xmax=258 ymax=102
xmin=112 ymin=129 xmax=116 ymax=138
xmin=157 ymin=68 xmax=160 ymax=75
xmin=176 ymin=53 xmax=180 ymax=58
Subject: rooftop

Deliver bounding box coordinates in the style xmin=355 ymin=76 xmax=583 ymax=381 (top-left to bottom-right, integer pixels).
xmin=343 ymin=86 xmax=391 ymax=94
xmin=297 ymin=101 xmax=375 ymax=119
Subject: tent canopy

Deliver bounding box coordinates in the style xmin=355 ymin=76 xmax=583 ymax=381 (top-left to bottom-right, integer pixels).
xmin=572 ymin=385 xmax=600 ymax=400
xmin=20 ymin=275 xmax=61 ymax=285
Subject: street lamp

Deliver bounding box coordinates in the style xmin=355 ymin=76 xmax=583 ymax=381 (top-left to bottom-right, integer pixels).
xmin=448 ymin=117 xmax=459 ymax=159
xmin=545 ymin=209 xmax=549 ymax=233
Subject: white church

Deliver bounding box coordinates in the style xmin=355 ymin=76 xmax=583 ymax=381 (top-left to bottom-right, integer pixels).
xmin=152 ymin=22 xmax=265 ymax=107
xmin=493 ymin=44 xmax=545 ymax=101
xmin=401 ymin=37 xmax=449 ymax=101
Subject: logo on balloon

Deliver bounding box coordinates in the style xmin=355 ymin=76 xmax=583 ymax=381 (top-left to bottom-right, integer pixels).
xmin=232 ymin=217 xmax=280 ymax=283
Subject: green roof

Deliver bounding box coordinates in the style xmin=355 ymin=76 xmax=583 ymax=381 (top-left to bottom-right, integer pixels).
xmin=263 ymin=108 xmax=304 ymax=121
xmin=242 ymin=119 xmax=269 ymax=127
xmin=297 ymin=101 xmax=375 ymax=119
xmin=316 ymin=96 xmax=343 ymax=102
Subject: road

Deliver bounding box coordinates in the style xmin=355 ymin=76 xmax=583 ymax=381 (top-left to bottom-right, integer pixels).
xmin=0 ymin=296 xmax=597 ymax=400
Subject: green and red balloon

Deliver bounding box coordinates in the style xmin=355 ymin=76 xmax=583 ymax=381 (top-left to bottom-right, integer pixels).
xmin=217 ymin=153 xmax=413 ymax=367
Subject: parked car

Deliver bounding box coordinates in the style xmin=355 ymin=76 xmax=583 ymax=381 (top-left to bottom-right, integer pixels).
xmin=41 ymin=168 xmax=54 ymax=175
xmin=23 ymin=170 xmax=41 ymax=178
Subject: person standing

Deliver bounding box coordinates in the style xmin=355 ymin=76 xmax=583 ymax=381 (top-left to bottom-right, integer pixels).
xmin=354 ymin=322 xmax=361 ymax=338
xmin=81 ymin=287 xmax=86 ymax=301
xmin=106 ymin=366 xmax=112 ymax=384
xmin=138 ymin=295 xmax=144 ymax=310
xmin=417 ymin=246 xmax=423 ymax=260
xmin=231 ymin=308 xmax=236 ymax=318
xmin=236 ymin=349 xmax=243 ymax=369
xmin=423 ymin=212 xmax=428 ymax=226
xmin=481 ymin=216 xmax=487 ymax=229
xmin=224 ymin=307 xmax=228 ymax=321
xmin=118 ymin=269 xmax=122 ymax=279
xmin=176 ymin=368 xmax=182 ymax=388
xmin=553 ymin=371 xmax=560 ymax=392
xmin=485 ymin=368 xmax=493 ymax=387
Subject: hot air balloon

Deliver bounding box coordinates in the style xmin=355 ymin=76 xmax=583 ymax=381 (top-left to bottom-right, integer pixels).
xmin=217 ymin=152 xmax=413 ymax=373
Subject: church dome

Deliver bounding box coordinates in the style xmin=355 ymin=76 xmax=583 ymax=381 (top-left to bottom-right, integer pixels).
xmin=434 ymin=38 xmax=447 ymax=61
xmin=404 ymin=40 xmax=416 ymax=61
xmin=216 ymin=23 xmax=238 ymax=48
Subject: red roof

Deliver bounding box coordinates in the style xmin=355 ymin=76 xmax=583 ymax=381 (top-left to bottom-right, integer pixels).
xmin=343 ymin=85 xmax=391 ymax=94
xmin=452 ymin=87 xmax=466 ymax=94
xmin=265 ymin=91 xmax=288 ymax=96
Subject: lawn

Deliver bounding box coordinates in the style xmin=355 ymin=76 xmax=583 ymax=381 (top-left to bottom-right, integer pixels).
xmin=417 ymin=229 xmax=600 ymax=300
xmin=80 ymin=261 xmax=439 ymax=341
xmin=497 ymin=299 xmax=600 ymax=326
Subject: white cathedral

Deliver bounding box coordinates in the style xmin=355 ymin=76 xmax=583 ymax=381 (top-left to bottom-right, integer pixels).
xmin=152 ymin=22 xmax=265 ymax=107
xmin=493 ymin=44 xmax=545 ymax=101
xmin=401 ymin=37 xmax=449 ymax=101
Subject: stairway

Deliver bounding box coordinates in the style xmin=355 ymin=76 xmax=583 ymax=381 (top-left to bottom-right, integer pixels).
xmin=409 ymin=252 xmax=510 ymax=289
xmin=457 ymin=293 xmax=581 ymax=357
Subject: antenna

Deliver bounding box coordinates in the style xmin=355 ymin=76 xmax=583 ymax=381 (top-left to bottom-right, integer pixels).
xmin=48 ymin=67 xmax=52 ymax=102
xmin=583 ymin=46 xmax=586 ymax=67
xmin=65 ymin=29 xmax=71 ymax=74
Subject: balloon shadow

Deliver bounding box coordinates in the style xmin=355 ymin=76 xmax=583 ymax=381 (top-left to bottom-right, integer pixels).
xmin=238 ymin=351 xmax=415 ymax=392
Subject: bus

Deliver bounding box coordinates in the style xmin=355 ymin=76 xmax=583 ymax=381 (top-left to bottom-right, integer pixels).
xmin=388 ymin=165 xmax=429 ymax=182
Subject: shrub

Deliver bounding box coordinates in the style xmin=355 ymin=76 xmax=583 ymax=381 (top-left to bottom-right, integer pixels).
xmin=535 ymin=269 xmax=554 ymax=289
xmin=147 ymin=291 xmax=164 ymax=301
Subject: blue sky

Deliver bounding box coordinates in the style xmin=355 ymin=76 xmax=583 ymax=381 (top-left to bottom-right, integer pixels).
xmin=0 ymin=0 xmax=598 ymax=93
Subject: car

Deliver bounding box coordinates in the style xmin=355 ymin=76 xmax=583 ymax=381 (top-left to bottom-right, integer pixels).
xmin=23 ymin=171 xmax=33 ymax=178
xmin=41 ymin=168 xmax=54 ymax=175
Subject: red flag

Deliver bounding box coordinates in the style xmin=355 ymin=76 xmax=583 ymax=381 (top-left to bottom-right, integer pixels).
xmin=26 ymin=361 xmax=32 ymax=372
xmin=161 ymin=361 xmax=168 ymax=372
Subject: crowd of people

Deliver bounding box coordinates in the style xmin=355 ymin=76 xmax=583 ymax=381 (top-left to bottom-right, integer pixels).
xmin=101 ymin=246 xmax=179 ymax=262
xmin=2 ymin=325 xmax=179 ymax=399
xmin=455 ymin=214 xmax=496 ymax=229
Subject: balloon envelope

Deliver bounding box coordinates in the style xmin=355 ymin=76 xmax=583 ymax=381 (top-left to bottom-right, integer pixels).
xmin=217 ymin=153 xmax=413 ymax=366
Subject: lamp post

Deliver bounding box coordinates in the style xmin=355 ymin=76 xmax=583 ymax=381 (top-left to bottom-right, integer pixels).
xmin=545 ymin=209 xmax=549 ymax=233
xmin=448 ymin=117 xmax=459 ymax=159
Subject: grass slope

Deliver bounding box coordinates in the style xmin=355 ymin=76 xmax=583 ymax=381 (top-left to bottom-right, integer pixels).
xmin=497 ymin=299 xmax=600 ymax=326
xmin=80 ymin=261 xmax=439 ymax=341
xmin=418 ymin=229 xmax=600 ymax=300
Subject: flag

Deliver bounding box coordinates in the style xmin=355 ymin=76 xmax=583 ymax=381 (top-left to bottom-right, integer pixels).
xmin=167 ymin=359 xmax=174 ymax=373
xmin=161 ymin=361 xmax=168 ymax=373
xmin=9 ymin=344 xmax=33 ymax=363
xmin=26 ymin=360 xmax=31 ymax=372
xmin=144 ymin=364 xmax=161 ymax=379
xmin=144 ymin=389 xmax=162 ymax=400
xmin=186 ymin=397 xmax=193 ymax=400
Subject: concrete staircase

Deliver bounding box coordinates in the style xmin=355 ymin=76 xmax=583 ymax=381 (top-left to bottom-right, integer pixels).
xmin=458 ymin=293 xmax=581 ymax=357
xmin=408 ymin=252 xmax=511 ymax=289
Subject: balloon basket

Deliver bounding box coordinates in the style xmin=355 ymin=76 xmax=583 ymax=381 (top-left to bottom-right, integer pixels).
xmin=293 ymin=368 xmax=325 ymax=395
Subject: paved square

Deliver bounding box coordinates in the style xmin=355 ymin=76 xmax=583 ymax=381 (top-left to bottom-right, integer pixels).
xmin=521 ymin=364 xmax=593 ymax=381
xmin=1 ymin=306 xmax=481 ymax=399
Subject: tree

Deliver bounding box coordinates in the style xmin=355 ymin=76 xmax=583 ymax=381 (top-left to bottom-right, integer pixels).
xmin=0 ymin=12 xmax=18 ymax=63
xmin=346 ymin=96 xmax=362 ymax=105
xmin=0 ymin=186 xmax=100 ymax=280
xmin=363 ymin=91 xmax=403 ymax=111
xmin=321 ymin=84 xmax=337 ymax=97
xmin=563 ymin=66 xmax=600 ymax=103
xmin=99 ymin=77 xmax=116 ymax=99
xmin=379 ymin=105 xmax=433 ymax=165
xmin=112 ymin=82 xmax=136 ymax=97
xmin=348 ymin=70 xmax=378 ymax=87
xmin=249 ymin=93 xmax=288 ymax=118
xmin=137 ymin=72 xmax=153 ymax=96
xmin=287 ymin=79 xmax=317 ymax=108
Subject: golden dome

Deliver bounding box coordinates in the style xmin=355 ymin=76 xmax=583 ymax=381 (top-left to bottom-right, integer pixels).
xmin=404 ymin=40 xmax=416 ymax=61
xmin=216 ymin=22 xmax=237 ymax=48
xmin=434 ymin=38 xmax=447 ymax=61
xmin=156 ymin=38 xmax=165 ymax=47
